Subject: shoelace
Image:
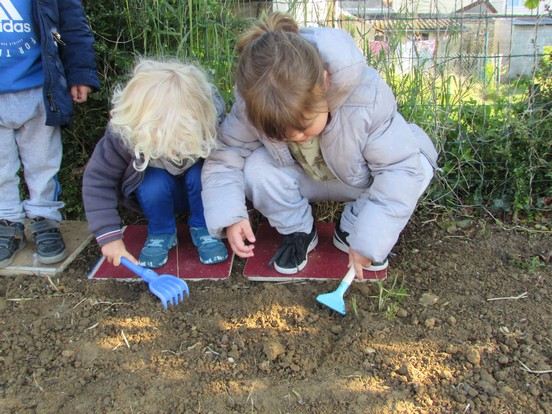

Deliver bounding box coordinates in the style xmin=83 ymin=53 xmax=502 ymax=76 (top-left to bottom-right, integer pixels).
xmin=144 ymin=239 xmax=165 ymax=248
xmin=198 ymin=235 xmax=219 ymax=245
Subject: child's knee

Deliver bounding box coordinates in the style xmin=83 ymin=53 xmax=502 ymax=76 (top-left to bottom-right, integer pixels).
xmin=184 ymin=161 xmax=203 ymax=189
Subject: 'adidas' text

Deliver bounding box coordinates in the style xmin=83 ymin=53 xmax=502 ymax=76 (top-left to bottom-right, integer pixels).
xmin=0 ymin=20 xmax=31 ymax=33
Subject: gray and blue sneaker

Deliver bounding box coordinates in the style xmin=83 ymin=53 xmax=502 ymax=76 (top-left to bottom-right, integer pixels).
xmin=190 ymin=227 xmax=228 ymax=265
xmin=0 ymin=220 xmax=27 ymax=268
xmin=139 ymin=232 xmax=177 ymax=268
xmin=30 ymin=217 xmax=68 ymax=265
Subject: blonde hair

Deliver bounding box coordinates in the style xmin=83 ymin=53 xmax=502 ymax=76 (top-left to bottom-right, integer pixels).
xmin=236 ymin=12 xmax=327 ymax=141
xmin=110 ymin=59 xmax=219 ymax=171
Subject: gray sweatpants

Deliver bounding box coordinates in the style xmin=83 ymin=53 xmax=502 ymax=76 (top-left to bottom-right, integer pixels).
xmin=0 ymin=87 xmax=64 ymax=223
xmin=243 ymin=146 xmax=433 ymax=236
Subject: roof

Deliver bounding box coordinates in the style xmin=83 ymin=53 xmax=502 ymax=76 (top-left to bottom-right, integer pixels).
xmin=512 ymin=17 xmax=552 ymax=26
xmin=455 ymin=0 xmax=498 ymax=14
xmin=369 ymin=17 xmax=466 ymax=33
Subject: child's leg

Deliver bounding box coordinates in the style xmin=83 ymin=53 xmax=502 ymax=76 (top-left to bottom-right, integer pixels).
xmin=135 ymin=167 xmax=178 ymax=235
xmin=183 ymin=159 xmax=206 ymax=228
xmin=0 ymin=88 xmax=59 ymax=223
xmin=244 ymin=147 xmax=363 ymax=234
xmin=0 ymin=103 xmax=27 ymax=267
xmin=134 ymin=167 xmax=178 ymax=268
xmin=184 ymin=161 xmax=228 ymax=264
xmin=0 ymin=122 xmax=25 ymax=223
xmin=14 ymin=89 xmax=64 ymax=222
xmin=0 ymin=88 xmax=66 ymax=265
xmin=244 ymin=147 xmax=362 ymax=274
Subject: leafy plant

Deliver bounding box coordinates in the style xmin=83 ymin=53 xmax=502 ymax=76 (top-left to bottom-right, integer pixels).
xmin=371 ymin=275 xmax=408 ymax=319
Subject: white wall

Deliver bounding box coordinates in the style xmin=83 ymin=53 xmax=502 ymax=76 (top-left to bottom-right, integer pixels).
xmin=272 ymin=0 xmax=332 ymax=25
xmin=495 ymin=19 xmax=552 ymax=77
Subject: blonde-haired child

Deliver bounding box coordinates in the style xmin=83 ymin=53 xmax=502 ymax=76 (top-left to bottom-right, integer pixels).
xmin=201 ymin=13 xmax=438 ymax=280
xmin=83 ymin=59 xmax=227 ymax=268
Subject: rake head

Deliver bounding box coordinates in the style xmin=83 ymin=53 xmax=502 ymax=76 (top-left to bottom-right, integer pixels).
xmin=149 ymin=276 xmax=190 ymax=309
xmin=120 ymin=258 xmax=189 ymax=309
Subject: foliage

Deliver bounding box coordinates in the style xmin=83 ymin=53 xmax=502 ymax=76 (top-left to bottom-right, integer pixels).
xmin=378 ymin=54 xmax=551 ymax=221
xmin=535 ymin=46 xmax=552 ymax=107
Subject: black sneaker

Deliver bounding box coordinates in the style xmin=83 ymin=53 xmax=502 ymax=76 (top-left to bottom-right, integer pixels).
xmin=270 ymin=224 xmax=318 ymax=274
xmin=0 ymin=220 xmax=27 ymax=268
xmin=332 ymin=225 xmax=389 ymax=272
xmin=30 ymin=217 xmax=68 ymax=264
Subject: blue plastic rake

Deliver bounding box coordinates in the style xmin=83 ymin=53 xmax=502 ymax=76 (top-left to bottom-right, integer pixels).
xmin=121 ymin=258 xmax=189 ymax=309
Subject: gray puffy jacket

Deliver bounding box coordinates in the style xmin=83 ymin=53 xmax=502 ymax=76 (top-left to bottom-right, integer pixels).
xmin=202 ymin=26 xmax=438 ymax=262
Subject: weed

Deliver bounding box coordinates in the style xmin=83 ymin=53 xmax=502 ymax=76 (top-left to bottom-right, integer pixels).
xmin=350 ymin=295 xmax=360 ymax=320
xmin=371 ymin=274 xmax=408 ymax=319
xmin=515 ymin=256 xmax=546 ymax=273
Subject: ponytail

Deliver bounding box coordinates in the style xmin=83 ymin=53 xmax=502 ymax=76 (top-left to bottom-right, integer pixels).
xmin=237 ymin=12 xmax=299 ymax=54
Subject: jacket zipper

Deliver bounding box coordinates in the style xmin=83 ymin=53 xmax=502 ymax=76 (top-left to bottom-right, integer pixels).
xmin=47 ymin=93 xmax=58 ymax=112
xmin=52 ymin=31 xmax=65 ymax=45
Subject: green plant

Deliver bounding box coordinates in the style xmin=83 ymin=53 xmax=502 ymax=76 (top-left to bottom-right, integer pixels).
xmin=350 ymin=295 xmax=360 ymax=320
xmin=371 ymin=275 xmax=408 ymax=319
xmin=515 ymin=255 xmax=546 ymax=273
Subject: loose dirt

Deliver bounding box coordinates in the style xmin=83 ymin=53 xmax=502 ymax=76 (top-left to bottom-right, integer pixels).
xmin=0 ymin=215 xmax=550 ymax=413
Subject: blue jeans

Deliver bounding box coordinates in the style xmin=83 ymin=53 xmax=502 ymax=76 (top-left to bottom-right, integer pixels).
xmin=135 ymin=161 xmax=206 ymax=236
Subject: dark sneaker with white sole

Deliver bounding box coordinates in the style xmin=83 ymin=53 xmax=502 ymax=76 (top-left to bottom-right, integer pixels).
xmin=30 ymin=217 xmax=68 ymax=264
xmin=333 ymin=224 xmax=388 ymax=280
xmin=0 ymin=220 xmax=27 ymax=268
xmin=270 ymin=224 xmax=318 ymax=274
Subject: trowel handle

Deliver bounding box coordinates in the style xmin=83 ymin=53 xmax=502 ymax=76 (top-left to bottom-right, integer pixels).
xmin=336 ymin=267 xmax=356 ymax=295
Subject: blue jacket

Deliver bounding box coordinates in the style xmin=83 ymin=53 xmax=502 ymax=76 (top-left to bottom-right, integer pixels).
xmin=32 ymin=0 xmax=100 ymax=126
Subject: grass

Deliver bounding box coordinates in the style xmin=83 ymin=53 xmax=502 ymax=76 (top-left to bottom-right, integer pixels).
xmin=372 ymin=275 xmax=408 ymax=319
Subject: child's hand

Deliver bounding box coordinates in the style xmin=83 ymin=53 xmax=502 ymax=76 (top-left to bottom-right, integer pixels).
xmin=70 ymin=85 xmax=92 ymax=103
xmin=227 ymin=219 xmax=256 ymax=258
xmin=349 ymin=248 xmax=373 ymax=281
xmin=101 ymin=239 xmax=138 ymax=266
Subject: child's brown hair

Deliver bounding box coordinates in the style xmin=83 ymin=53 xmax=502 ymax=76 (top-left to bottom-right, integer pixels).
xmin=236 ymin=12 xmax=327 ymax=141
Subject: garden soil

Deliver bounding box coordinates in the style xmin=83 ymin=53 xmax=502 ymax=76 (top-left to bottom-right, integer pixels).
xmin=0 ymin=215 xmax=550 ymax=413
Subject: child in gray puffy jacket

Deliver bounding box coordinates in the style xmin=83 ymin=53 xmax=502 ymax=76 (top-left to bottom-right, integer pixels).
xmin=201 ymin=12 xmax=438 ymax=281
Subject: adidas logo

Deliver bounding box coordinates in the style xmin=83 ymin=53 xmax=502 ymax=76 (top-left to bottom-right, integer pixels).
xmin=0 ymin=0 xmax=31 ymax=33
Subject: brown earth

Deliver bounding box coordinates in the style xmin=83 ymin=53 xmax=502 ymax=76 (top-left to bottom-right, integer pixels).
xmin=0 ymin=214 xmax=550 ymax=413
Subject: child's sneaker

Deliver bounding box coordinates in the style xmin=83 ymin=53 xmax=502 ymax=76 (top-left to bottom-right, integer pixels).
xmin=190 ymin=227 xmax=228 ymax=265
xmin=333 ymin=224 xmax=388 ymax=281
xmin=0 ymin=220 xmax=27 ymax=268
xmin=139 ymin=232 xmax=177 ymax=268
xmin=30 ymin=217 xmax=68 ymax=264
xmin=269 ymin=224 xmax=318 ymax=274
